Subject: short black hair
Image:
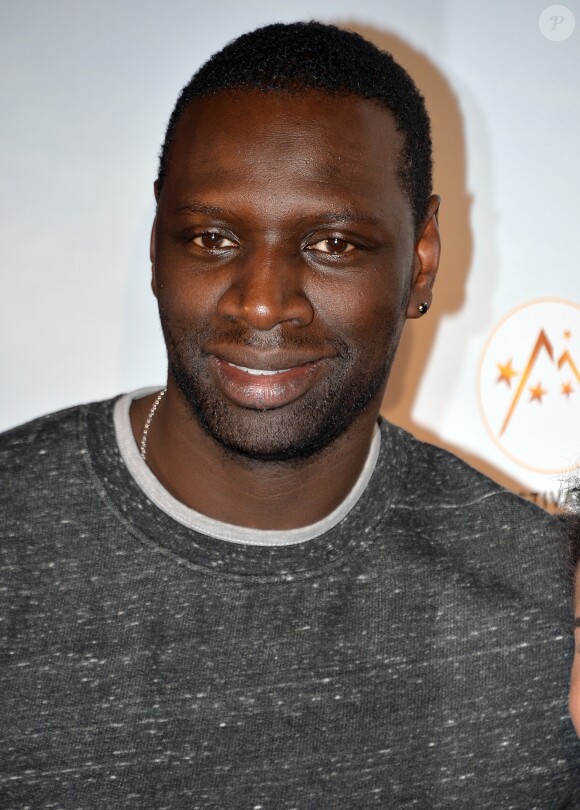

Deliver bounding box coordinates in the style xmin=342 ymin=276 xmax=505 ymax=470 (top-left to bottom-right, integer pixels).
xmin=157 ymin=21 xmax=433 ymax=228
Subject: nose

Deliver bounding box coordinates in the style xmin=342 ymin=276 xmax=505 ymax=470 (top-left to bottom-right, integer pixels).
xmin=216 ymin=246 xmax=314 ymax=330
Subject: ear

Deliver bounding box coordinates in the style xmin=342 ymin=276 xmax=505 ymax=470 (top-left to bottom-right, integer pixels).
xmin=150 ymin=217 xmax=158 ymax=297
xmin=151 ymin=181 xmax=160 ymax=297
xmin=406 ymin=194 xmax=441 ymax=319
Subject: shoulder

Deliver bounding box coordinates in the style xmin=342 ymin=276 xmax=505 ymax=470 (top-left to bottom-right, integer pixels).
xmin=1 ymin=404 xmax=84 ymax=456
xmin=379 ymin=420 xmax=569 ymax=608
xmin=0 ymin=396 xmax=120 ymax=484
xmin=381 ymin=418 xmax=557 ymax=527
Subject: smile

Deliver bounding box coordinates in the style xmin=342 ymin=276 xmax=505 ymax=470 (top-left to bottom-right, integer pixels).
xmin=210 ymin=356 xmax=326 ymax=409
xmin=225 ymin=363 xmax=293 ymax=376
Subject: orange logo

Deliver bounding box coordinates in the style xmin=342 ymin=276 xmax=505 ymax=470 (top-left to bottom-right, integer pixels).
xmin=479 ymin=299 xmax=580 ymax=473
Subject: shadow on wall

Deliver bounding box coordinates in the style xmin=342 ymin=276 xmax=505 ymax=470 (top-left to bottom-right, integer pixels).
xmin=342 ymin=23 xmax=522 ymax=493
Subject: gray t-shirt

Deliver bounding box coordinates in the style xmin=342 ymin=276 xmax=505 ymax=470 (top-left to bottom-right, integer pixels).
xmin=1 ymin=395 xmax=579 ymax=809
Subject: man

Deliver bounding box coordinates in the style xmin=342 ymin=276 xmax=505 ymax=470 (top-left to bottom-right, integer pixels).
xmin=1 ymin=21 xmax=578 ymax=809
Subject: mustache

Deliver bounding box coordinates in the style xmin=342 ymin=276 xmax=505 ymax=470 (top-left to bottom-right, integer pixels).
xmin=163 ymin=318 xmax=350 ymax=358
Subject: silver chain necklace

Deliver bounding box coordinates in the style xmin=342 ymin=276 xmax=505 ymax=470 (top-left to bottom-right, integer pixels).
xmin=140 ymin=388 xmax=166 ymax=461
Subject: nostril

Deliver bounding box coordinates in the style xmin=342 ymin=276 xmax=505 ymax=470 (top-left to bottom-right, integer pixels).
xmin=217 ymin=266 xmax=315 ymax=330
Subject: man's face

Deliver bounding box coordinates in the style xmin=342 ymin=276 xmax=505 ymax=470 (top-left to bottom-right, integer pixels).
xmin=152 ymin=89 xmax=433 ymax=461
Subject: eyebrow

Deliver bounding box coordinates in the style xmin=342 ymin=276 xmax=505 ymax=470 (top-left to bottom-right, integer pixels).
xmin=574 ymin=618 xmax=580 ymax=628
xmin=174 ymin=201 xmax=385 ymax=229
xmin=174 ymin=202 xmax=230 ymax=218
xmin=312 ymin=210 xmax=385 ymax=228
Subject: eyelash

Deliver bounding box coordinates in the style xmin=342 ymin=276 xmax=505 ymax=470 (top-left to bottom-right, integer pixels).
xmin=188 ymin=231 xmax=360 ymax=256
xmin=306 ymin=237 xmax=356 ymax=255
xmin=191 ymin=232 xmax=237 ymax=250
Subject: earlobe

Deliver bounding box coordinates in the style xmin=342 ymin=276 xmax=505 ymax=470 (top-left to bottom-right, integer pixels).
xmin=406 ymin=194 xmax=441 ymax=319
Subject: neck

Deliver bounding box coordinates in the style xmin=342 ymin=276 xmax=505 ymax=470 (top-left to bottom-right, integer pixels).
xmin=130 ymin=386 xmax=381 ymax=531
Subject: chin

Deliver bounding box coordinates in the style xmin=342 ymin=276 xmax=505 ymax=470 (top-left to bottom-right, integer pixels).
xmin=183 ymin=390 xmax=365 ymax=464
xmin=161 ymin=313 xmax=398 ymax=465
xmin=169 ymin=360 xmax=387 ymax=465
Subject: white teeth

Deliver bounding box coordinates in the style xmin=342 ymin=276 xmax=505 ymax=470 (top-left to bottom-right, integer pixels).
xmin=228 ymin=363 xmax=292 ymax=376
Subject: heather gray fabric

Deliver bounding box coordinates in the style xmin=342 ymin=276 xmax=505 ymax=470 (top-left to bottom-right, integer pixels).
xmin=113 ymin=388 xmax=381 ymax=546
xmin=1 ymin=395 xmax=579 ymax=809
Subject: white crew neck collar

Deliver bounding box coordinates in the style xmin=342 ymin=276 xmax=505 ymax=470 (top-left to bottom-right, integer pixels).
xmin=113 ymin=387 xmax=381 ymax=547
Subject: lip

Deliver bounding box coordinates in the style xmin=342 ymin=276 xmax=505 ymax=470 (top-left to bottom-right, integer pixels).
xmin=208 ymin=354 xmax=328 ymax=409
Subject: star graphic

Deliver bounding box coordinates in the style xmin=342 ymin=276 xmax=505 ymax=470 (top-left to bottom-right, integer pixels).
xmin=529 ymin=381 xmax=547 ymax=403
xmin=562 ymin=381 xmax=574 ymax=398
xmin=564 ymin=330 xmax=572 ymax=340
xmin=496 ymin=359 xmax=518 ymax=387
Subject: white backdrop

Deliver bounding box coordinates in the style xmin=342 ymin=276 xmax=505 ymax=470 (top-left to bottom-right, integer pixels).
xmin=1 ymin=0 xmax=579 ymax=499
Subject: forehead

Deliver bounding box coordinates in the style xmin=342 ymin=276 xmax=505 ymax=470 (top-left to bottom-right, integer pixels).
xmin=166 ymin=90 xmax=401 ymax=181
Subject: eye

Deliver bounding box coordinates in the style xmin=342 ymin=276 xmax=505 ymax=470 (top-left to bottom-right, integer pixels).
xmin=192 ymin=232 xmax=238 ymax=250
xmin=307 ymin=237 xmax=355 ymax=255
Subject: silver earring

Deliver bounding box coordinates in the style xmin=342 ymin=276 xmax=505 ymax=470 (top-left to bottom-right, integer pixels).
xmin=418 ymin=302 xmax=429 ymax=315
